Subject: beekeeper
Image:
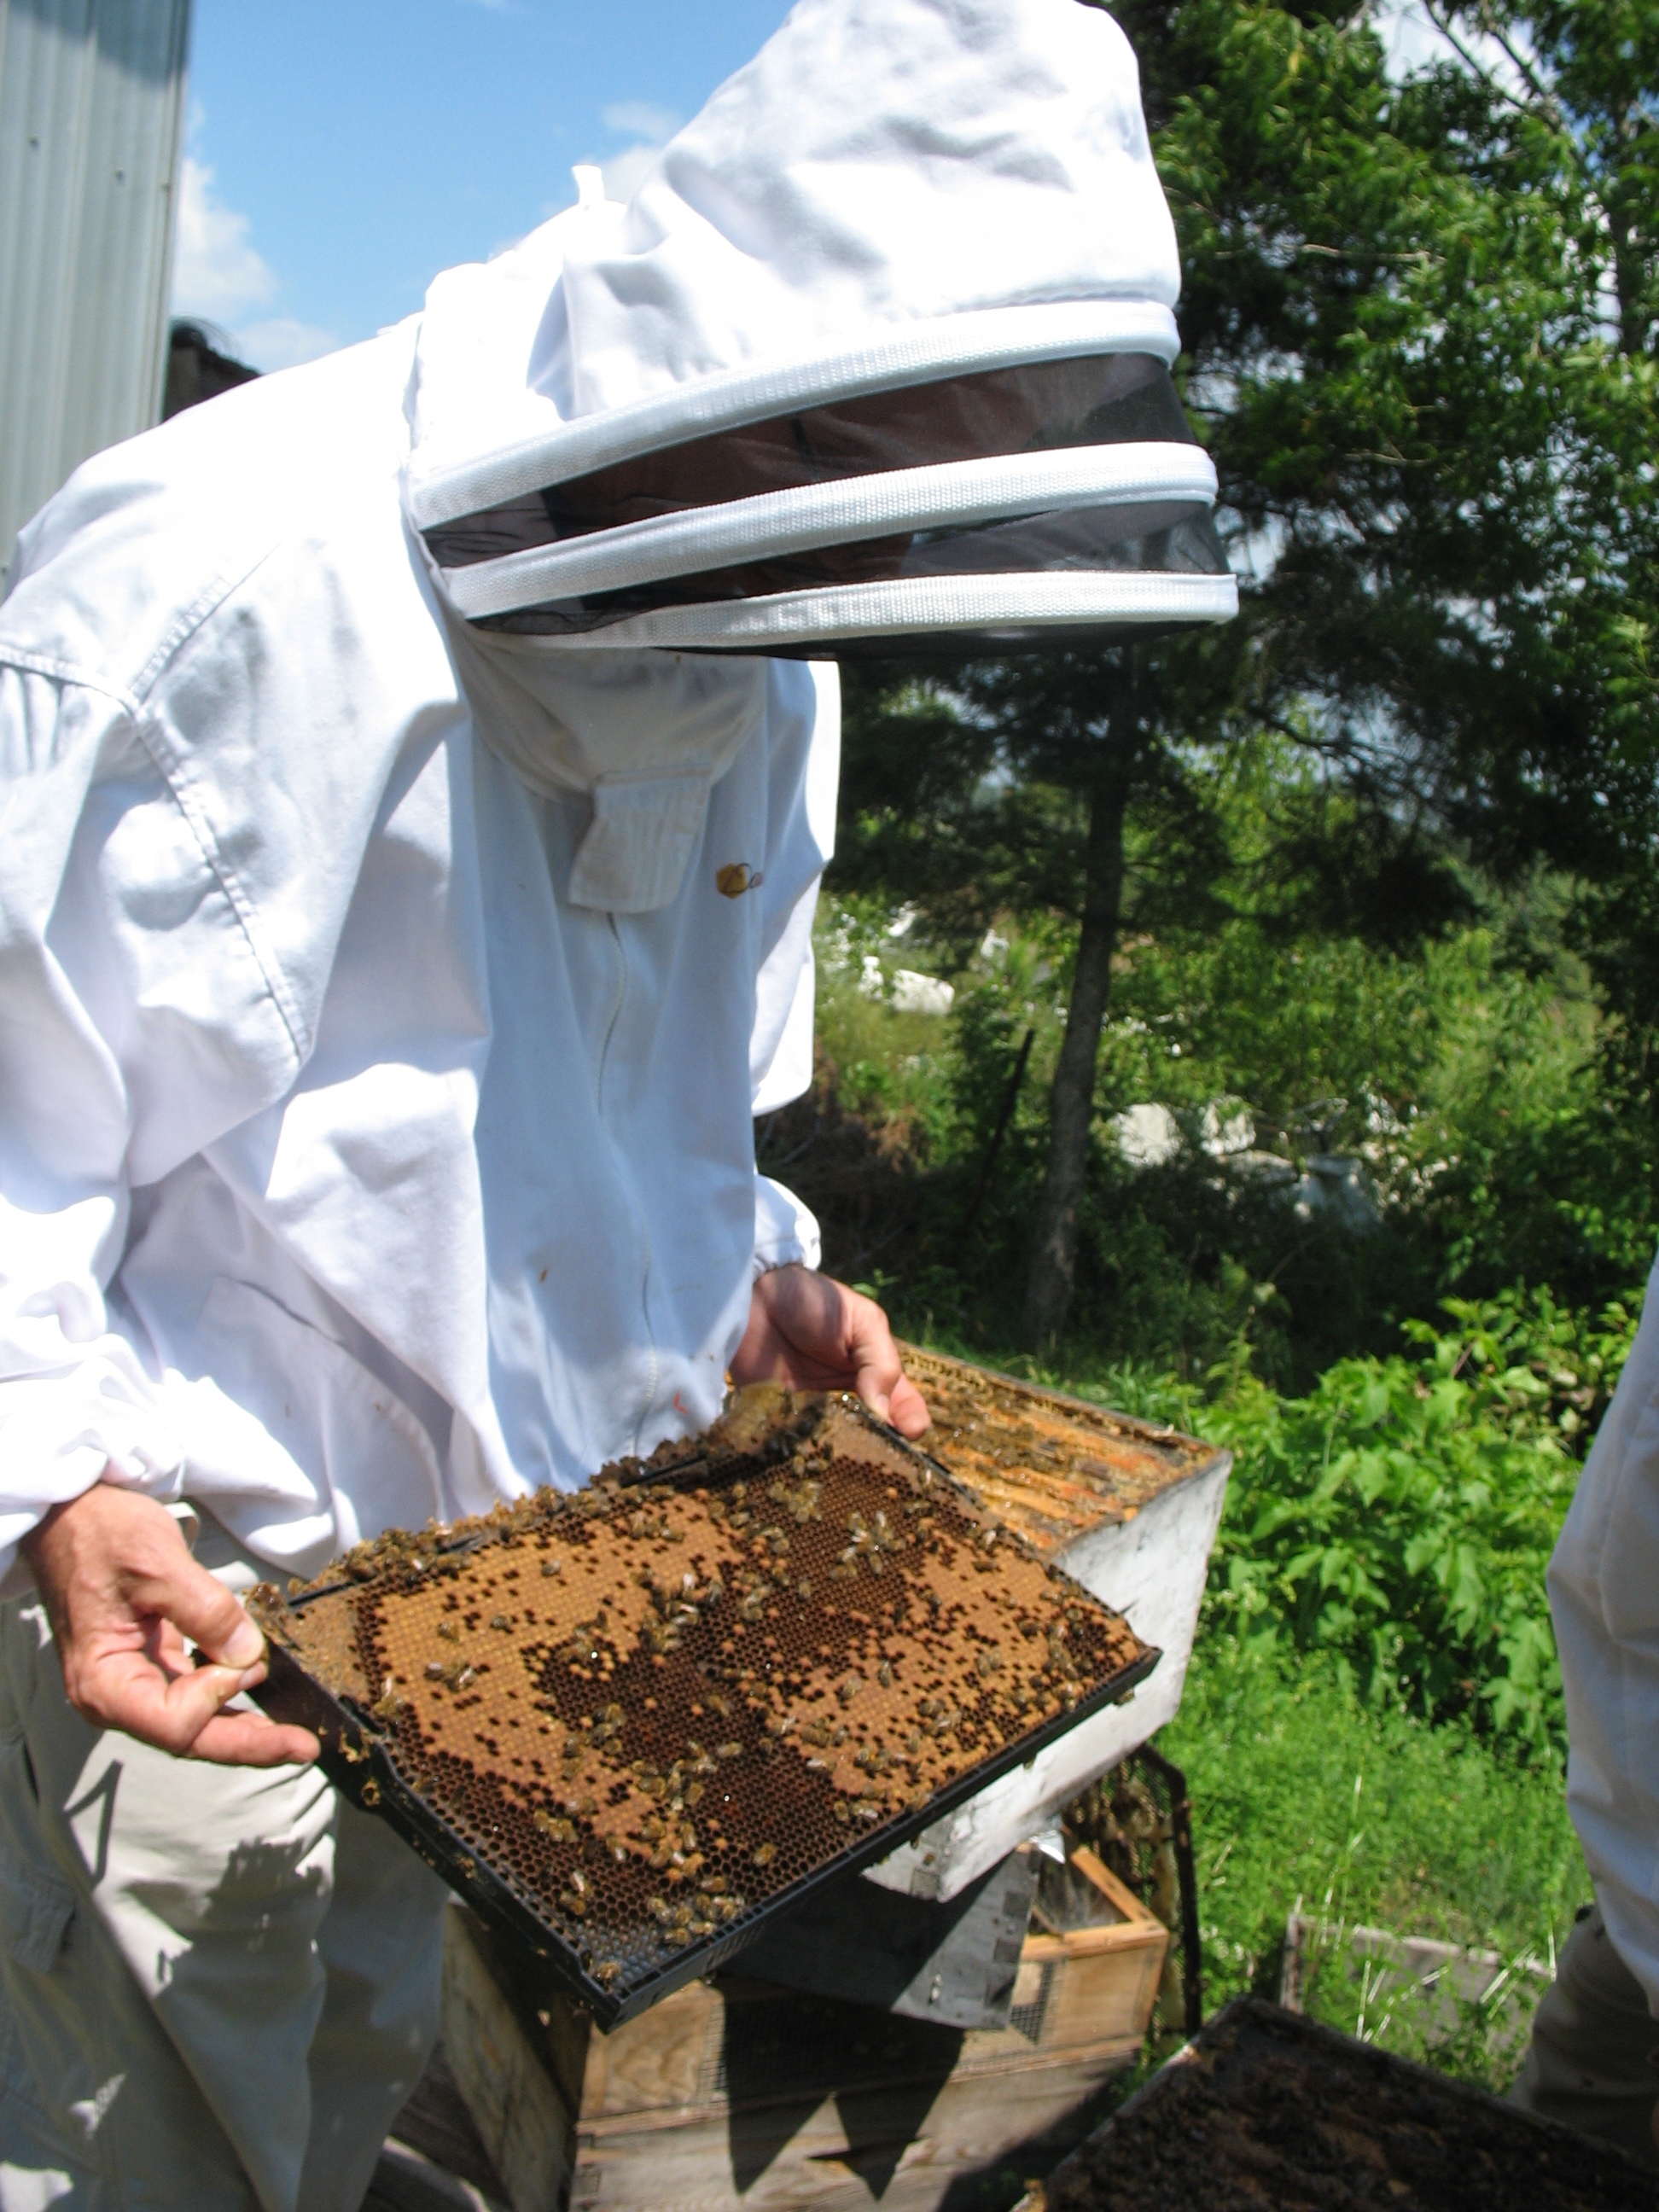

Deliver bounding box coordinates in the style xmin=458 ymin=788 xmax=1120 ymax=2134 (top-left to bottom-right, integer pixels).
xmin=0 ymin=0 xmax=1233 ymax=2203
xmin=1511 ymin=1272 xmax=1659 ymax=2169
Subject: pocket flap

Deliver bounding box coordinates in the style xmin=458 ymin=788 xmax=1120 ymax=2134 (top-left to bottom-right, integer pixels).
xmin=0 ymin=1855 xmax=73 ymax=1975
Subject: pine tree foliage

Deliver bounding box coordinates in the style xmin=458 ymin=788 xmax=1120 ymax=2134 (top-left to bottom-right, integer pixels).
xmin=837 ymin=0 xmax=1659 ymax=1346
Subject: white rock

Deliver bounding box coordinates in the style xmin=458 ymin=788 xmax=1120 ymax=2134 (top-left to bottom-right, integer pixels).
xmin=1201 ymin=1099 xmax=1255 ymax=1156
xmin=1112 ymin=1102 xmax=1181 ymax=1167
xmin=1293 ymin=1153 xmax=1380 ymax=1231
xmin=892 ymin=969 xmax=955 ymax=1016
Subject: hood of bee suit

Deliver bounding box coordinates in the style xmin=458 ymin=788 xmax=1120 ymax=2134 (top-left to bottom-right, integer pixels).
xmin=403 ymin=0 xmax=1238 ymax=664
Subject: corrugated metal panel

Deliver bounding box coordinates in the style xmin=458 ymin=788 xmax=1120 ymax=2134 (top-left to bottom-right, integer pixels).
xmin=0 ymin=0 xmax=190 ymax=585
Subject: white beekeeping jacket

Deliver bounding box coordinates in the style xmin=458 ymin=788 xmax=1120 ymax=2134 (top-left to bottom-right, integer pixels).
xmin=0 ymin=318 xmax=832 ymax=1586
xmin=0 ymin=0 xmax=1233 ymax=1592
xmin=1550 ymin=1253 xmax=1659 ymax=2015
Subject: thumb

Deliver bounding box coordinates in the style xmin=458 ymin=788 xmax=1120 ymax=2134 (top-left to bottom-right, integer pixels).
xmin=843 ymin=1290 xmax=905 ymax=1426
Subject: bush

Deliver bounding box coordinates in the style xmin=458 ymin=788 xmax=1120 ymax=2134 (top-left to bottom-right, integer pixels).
xmin=1202 ymin=1288 xmax=1640 ymax=1753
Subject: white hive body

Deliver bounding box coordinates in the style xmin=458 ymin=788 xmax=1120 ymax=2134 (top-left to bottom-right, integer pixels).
xmin=864 ymin=1349 xmax=1231 ymax=1902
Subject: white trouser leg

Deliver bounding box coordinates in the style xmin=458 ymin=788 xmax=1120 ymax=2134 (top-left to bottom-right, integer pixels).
xmin=0 ymin=1587 xmax=445 ymax=2212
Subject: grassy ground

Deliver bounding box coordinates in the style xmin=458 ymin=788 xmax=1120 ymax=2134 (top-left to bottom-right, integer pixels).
xmin=1162 ymin=1633 xmax=1585 ymax=2090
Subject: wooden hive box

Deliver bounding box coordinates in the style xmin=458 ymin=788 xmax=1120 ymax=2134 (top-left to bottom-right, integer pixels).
xmin=444 ymin=1847 xmax=1167 ymax=2212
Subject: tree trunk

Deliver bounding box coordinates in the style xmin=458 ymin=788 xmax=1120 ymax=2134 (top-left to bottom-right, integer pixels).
xmin=1020 ymin=749 xmax=1132 ymax=1353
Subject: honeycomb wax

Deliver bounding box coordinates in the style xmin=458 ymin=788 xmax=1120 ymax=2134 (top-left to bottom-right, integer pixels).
xmin=250 ymin=1390 xmax=1155 ymax=2021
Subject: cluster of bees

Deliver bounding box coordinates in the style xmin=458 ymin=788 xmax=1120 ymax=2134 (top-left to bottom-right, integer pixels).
xmin=253 ymin=1391 xmax=1148 ymax=2009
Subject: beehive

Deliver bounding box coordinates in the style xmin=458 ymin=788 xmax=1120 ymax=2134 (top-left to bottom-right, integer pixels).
xmin=249 ymin=1388 xmax=1155 ymax=2027
xmin=1022 ymin=1997 xmax=1656 ymax=2212
xmin=866 ymin=1349 xmax=1230 ymax=1903
xmin=897 ymin=1345 xmax=1219 ymax=1553
xmin=438 ymin=1848 xmax=1167 ymax=2212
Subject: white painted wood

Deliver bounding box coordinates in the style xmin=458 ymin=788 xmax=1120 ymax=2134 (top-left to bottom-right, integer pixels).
xmin=865 ymin=1452 xmax=1231 ymax=1900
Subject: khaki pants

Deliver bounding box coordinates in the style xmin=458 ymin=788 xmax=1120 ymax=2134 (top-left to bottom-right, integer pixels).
xmin=1511 ymin=1902 xmax=1659 ymax=2171
xmin=0 ymin=1588 xmax=447 ymax=2212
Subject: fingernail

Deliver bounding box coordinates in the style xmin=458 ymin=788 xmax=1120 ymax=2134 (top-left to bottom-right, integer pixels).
xmin=221 ymin=1620 xmax=265 ymax=1670
xmin=872 ymin=1394 xmax=891 ymax=1423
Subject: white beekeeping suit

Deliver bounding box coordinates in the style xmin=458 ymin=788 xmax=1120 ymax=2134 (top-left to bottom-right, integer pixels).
xmin=0 ymin=2 xmax=1231 ymax=2204
xmin=1507 ymin=1266 xmax=1659 ymax=2167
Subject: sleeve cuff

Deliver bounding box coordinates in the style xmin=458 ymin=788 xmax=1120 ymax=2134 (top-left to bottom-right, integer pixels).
xmin=0 ymin=1353 xmax=189 ymax=1593
xmin=754 ymin=1173 xmax=822 ymax=1280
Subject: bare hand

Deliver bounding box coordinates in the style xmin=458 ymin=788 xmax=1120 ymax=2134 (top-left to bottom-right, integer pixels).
xmin=731 ymin=1266 xmax=930 ymax=1439
xmin=20 ymin=1481 xmax=319 ymax=1767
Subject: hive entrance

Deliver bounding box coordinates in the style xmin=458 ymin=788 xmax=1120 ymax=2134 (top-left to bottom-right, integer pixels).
xmin=251 ymin=1391 xmax=1155 ymax=2026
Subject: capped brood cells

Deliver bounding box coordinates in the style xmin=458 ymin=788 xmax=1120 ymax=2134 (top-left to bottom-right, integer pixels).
xmin=249 ymin=1390 xmax=1155 ymax=2024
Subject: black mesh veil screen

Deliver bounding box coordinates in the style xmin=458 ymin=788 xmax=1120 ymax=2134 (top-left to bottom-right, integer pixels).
xmin=423 ymin=352 xmax=1198 ymax=573
xmin=473 ymin=507 xmax=1229 ymax=639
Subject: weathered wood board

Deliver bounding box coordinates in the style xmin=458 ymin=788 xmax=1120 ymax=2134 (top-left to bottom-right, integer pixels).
xmin=444 ymin=1847 xmax=1166 ymax=2212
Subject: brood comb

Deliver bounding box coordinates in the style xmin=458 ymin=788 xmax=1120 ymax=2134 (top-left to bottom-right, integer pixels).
xmin=247 ymin=1388 xmax=1157 ymax=2026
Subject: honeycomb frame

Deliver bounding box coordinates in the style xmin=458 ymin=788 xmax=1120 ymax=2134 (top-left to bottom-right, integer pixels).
xmin=248 ymin=1389 xmax=1158 ymax=2027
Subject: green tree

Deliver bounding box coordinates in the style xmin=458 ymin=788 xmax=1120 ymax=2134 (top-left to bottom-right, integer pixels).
xmin=842 ymin=0 xmax=1659 ymax=1348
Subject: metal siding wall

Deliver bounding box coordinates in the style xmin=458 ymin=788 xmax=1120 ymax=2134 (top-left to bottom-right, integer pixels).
xmin=0 ymin=0 xmax=190 ymax=585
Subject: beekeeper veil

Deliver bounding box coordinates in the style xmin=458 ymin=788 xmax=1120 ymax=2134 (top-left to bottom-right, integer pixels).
xmin=405 ymin=0 xmax=1237 ymax=663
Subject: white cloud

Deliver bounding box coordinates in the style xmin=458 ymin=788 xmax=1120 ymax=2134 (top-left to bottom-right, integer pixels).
xmin=589 ymin=100 xmax=683 ymax=203
xmin=233 ymin=317 xmax=340 ymax=372
xmin=601 ymin=101 xmax=681 ymax=143
xmin=170 ymin=143 xmax=337 ymax=375
xmin=171 ymin=154 xmax=276 ymax=322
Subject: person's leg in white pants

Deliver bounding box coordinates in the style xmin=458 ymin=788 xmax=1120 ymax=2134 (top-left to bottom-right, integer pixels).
xmin=0 ymin=1589 xmax=445 ymax=2211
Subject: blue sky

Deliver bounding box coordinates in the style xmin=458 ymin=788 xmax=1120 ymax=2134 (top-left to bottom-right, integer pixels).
xmin=172 ymin=1 xmax=1462 ymax=375
xmin=172 ymin=0 xmax=795 ymax=370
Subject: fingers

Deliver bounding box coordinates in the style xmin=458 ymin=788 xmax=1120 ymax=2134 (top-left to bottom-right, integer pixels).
xmin=26 ymin=1482 xmax=312 ymax=1765
xmin=61 ymin=1639 xmax=262 ymax=1756
xmin=60 ymin=1637 xmax=317 ymax=1766
xmin=186 ymin=1710 xmax=322 ymax=1768
xmin=66 ymin=1643 xmax=317 ymax=1765
xmin=736 ymin=1266 xmax=931 ymax=1433
xmin=834 ymin=1284 xmax=928 ymax=1433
